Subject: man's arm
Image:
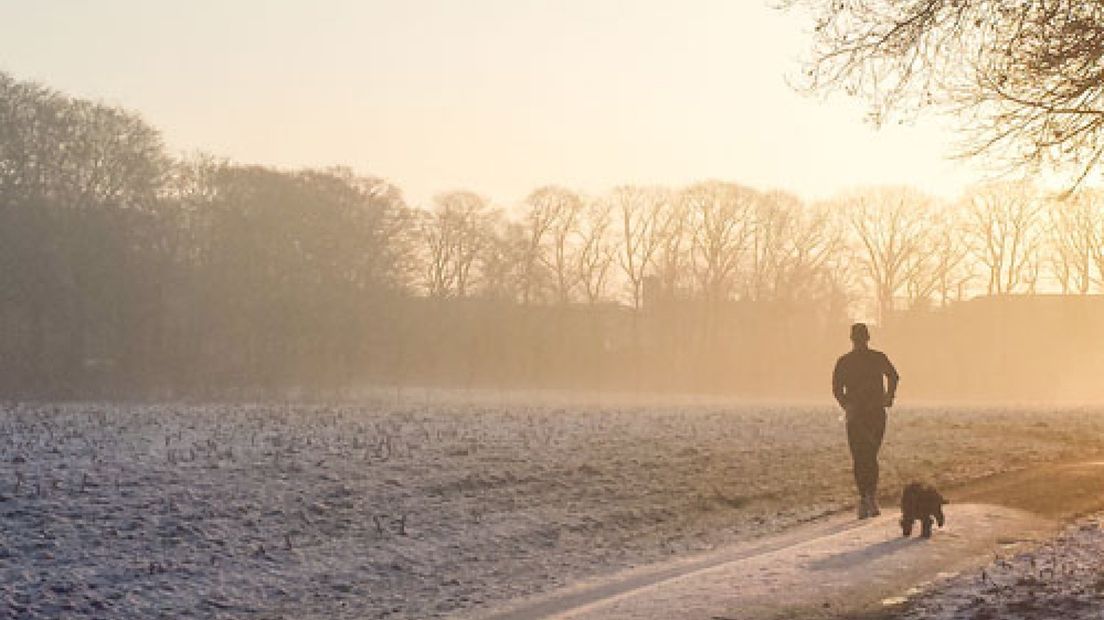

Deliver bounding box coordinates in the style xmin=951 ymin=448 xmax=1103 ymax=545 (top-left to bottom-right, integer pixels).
xmin=884 ymin=354 xmax=900 ymax=406
xmin=832 ymin=358 xmax=847 ymax=408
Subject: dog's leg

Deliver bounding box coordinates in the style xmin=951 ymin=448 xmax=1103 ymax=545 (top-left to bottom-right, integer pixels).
xmin=921 ymin=516 xmax=933 ymax=538
xmin=900 ymin=515 xmax=913 ymax=537
xmin=935 ymin=508 xmax=945 ymax=528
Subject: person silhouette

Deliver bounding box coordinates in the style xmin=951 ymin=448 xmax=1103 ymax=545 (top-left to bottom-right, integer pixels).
xmin=832 ymin=322 xmax=899 ymax=519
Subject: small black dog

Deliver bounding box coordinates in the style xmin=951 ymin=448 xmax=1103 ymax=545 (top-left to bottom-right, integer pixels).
xmin=900 ymin=482 xmax=946 ymax=538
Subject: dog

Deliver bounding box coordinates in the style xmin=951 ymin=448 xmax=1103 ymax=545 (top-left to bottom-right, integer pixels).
xmin=900 ymin=482 xmax=946 ymax=538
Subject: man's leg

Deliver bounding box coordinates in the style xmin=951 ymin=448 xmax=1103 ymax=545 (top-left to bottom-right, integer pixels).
xmin=847 ymin=408 xmax=887 ymax=518
xmin=846 ymin=413 xmax=873 ymax=518
xmin=866 ymin=408 xmax=887 ymax=515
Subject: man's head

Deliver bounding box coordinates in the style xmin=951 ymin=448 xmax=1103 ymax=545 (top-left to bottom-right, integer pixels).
xmin=850 ymin=322 xmax=870 ymax=346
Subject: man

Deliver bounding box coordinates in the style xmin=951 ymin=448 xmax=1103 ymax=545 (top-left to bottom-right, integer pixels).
xmin=832 ymin=323 xmax=899 ymax=519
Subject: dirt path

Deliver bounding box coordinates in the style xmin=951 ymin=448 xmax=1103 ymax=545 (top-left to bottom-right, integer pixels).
xmin=472 ymin=461 xmax=1104 ymax=620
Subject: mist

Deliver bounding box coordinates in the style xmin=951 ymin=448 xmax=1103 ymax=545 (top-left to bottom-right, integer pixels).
xmin=1 ymin=71 xmax=1100 ymax=404
xmin=7 ymin=3 xmax=1104 ymax=619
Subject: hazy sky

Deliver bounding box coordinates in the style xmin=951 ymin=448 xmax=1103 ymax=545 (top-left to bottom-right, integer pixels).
xmin=0 ymin=0 xmax=990 ymax=207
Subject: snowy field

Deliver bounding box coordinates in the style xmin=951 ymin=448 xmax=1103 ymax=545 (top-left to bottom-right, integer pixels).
xmin=1 ymin=397 xmax=1103 ymax=619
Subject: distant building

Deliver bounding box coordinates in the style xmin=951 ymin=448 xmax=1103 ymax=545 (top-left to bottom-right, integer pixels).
xmin=884 ymin=294 xmax=1104 ymax=401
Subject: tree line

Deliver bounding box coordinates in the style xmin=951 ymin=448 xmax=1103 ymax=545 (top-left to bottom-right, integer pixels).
xmin=3 ymin=71 xmax=1103 ymax=400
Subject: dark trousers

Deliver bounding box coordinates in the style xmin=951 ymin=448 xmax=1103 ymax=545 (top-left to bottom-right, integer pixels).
xmin=846 ymin=406 xmax=886 ymax=496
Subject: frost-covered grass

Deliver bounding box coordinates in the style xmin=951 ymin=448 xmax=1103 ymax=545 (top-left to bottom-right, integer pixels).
xmin=1 ymin=399 xmax=1102 ymax=619
xmin=884 ymin=515 xmax=1104 ymax=620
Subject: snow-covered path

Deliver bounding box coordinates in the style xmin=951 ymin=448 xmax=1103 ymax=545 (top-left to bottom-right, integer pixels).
xmin=478 ymin=461 xmax=1104 ymax=620
xmin=477 ymin=504 xmax=1053 ymax=620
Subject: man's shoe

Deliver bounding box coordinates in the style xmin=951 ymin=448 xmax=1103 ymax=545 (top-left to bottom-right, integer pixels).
xmin=856 ymin=495 xmax=871 ymax=520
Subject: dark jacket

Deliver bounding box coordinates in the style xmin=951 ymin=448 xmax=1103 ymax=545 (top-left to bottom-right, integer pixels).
xmin=832 ymin=347 xmax=899 ymax=410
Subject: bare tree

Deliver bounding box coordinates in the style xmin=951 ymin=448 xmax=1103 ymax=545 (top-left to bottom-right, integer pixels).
xmin=785 ymin=1 xmax=1104 ymax=183
xmin=611 ymin=185 xmax=669 ymax=309
xmin=1051 ymin=188 xmax=1104 ymax=294
xmin=682 ymin=181 xmax=758 ymax=305
xmin=765 ymin=195 xmax=848 ymax=306
xmin=477 ymin=217 xmax=522 ymax=302
xmin=839 ymin=187 xmax=933 ymax=321
xmin=537 ymin=187 xmax=584 ymax=305
xmin=901 ymin=204 xmax=973 ymax=309
xmin=962 ymin=182 xmax=1045 ymax=295
xmin=743 ymin=191 xmax=789 ymax=302
xmin=419 ymin=191 xmax=491 ymax=298
xmin=576 ymin=198 xmax=615 ymax=305
xmin=1047 ymin=190 xmax=1100 ymax=294
xmin=517 ymin=187 xmax=562 ymax=305
xmin=649 ymin=193 xmax=692 ymax=303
